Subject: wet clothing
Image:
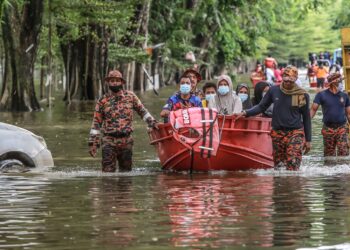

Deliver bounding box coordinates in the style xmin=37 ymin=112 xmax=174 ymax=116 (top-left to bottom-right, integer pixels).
xmin=246 ymin=85 xmax=311 ymax=142
xmin=313 ymin=89 xmax=350 ymax=157
xmin=322 ymin=124 xmax=349 ymax=157
xmin=313 ymin=89 xmax=350 ymax=125
xmin=271 ymin=128 xmax=305 ymax=170
xmin=89 ymin=90 xmax=154 ymax=172
xmin=102 ymin=136 xmax=133 ymax=172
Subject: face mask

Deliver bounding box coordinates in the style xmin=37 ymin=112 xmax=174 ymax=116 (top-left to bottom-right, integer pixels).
xmin=109 ymin=85 xmax=123 ymax=93
xmin=262 ymin=92 xmax=267 ymax=97
xmin=218 ymin=85 xmax=230 ymax=95
xmin=205 ymin=93 xmax=216 ymax=101
xmin=238 ymin=93 xmax=248 ymax=102
xmin=180 ymin=84 xmax=191 ymax=94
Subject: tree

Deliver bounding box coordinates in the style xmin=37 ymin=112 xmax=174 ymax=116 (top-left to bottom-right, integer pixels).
xmin=0 ymin=0 xmax=44 ymax=111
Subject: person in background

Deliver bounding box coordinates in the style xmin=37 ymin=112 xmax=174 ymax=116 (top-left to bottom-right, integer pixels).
xmin=202 ymin=81 xmax=217 ymax=108
xmin=274 ymin=66 xmax=283 ymax=85
xmin=88 ymin=70 xmax=158 ymax=172
xmin=310 ymin=73 xmax=350 ymax=159
xmin=160 ymin=76 xmax=202 ymax=122
xmin=236 ymin=66 xmax=311 ymax=171
xmin=236 ymin=83 xmax=252 ymax=109
xmin=264 ymin=55 xmax=278 ymax=84
xmin=251 ymin=81 xmax=273 ymax=117
xmin=208 ymin=75 xmax=242 ymax=115
xmin=316 ymin=63 xmax=328 ymax=89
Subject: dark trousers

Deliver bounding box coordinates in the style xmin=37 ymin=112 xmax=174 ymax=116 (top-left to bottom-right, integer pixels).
xmin=316 ymin=78 xmax=325 ymax=88
xmin=101 ymin=136 xmax=133 ymax=172
xmin=271 ymin=128 xmax=305 ymax=170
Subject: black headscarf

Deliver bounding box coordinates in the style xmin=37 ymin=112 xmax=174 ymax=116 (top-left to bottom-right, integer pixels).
xmin=236 ymin=83 xmax=252 ymax=109
xmin=252 ymin=81 xmax=270 ymax=105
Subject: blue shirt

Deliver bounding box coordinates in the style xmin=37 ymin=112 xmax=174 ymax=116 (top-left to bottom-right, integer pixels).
xmin=313 ymin=89 xmax=350 ymax=125
xmin=246 ymin=85 xmax=312 ymax=141
xmin=163 ymin=93 xmax=202 ymax=111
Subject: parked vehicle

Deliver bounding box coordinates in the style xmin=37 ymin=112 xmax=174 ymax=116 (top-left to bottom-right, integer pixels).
xmin=0 ymin=122 xmax=54 ymax=171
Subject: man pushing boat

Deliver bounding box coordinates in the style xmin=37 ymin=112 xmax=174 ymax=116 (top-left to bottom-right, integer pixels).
xmin=237 ymin=65 xmax=312 ymax=170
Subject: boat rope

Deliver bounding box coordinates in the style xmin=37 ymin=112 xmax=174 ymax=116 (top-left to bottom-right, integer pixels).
xmin=208 ymin=108 xmax=214 ymax=158
xmin=200 ymin=108 xmax=207 ymax=158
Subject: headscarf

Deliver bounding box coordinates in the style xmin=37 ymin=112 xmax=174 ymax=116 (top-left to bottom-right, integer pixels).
xmin=236 ymin=83 xmax=252 ymax=109
xmin=208 ymin=75 xmax=241 ymax=114
xmin=279 ymin=65 xmax=307 ymax=107
xmin=327 ymin=72 xmax=342 ymax=93
xmin=252 ymin=81 xmax=270 ymax=105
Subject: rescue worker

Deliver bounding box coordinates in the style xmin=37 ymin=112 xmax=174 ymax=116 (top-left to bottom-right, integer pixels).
xmin=160 ymin=76 xmax=202 ymax=121
xmin=236 ymin=83 xmax=252 ymax=109
xmin=208 ymin=75 xmax=242 ymax=115
xmin=182 ymin=68 xmax=202 ymax=97
xmin=237 ymin=66 xmax=312 ymax=170
xmin=310 ymin=73 xmax=350 ymax=158
xmin=202 ymin=81 xmax=217 ymax=108
xmin=88 ymin=70 xmax=158 ymax=172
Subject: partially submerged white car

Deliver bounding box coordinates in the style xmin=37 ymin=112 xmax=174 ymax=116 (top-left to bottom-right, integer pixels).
xmin=0 ymin=122 xmax=54 ymax=172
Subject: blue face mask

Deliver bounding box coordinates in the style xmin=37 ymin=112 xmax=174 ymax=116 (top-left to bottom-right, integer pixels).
xmin=218 ymin=85 xmax=230 ymax=95
xmin=205 ymin=93 xmax=216 ymax=101
xmin=180 ymin=84 xmax=191 ymax=94
xmin=238 ymin=93 xmax=248 ymax=102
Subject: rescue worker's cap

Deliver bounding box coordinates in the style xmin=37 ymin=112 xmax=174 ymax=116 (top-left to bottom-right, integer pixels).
xmin=327 ymin=72 xmax=343 ymax=85
xmin=182 ymin=68 xmax=202 ymax=82
xmin=105 ymin=70 xmax=126 ymax=84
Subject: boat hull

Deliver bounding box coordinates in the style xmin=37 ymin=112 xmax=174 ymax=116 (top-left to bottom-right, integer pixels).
xmin=149 ymin=115 xmax=273 ymax=171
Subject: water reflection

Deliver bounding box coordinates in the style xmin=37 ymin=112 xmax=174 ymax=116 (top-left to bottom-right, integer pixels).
xmin=89 ymin=177 xmax=136 ymax=247
xmin=272 ymin=176 xmax=310 ymax=247
xmin=158 ymin=173 xmax=274 ymax=248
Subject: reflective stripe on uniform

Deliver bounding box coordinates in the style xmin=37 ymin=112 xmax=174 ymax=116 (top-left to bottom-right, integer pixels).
xmin=143 ymin=112 xmax=152 ymax=121
xmin=90 ymin=129 xmax=101 ymax=135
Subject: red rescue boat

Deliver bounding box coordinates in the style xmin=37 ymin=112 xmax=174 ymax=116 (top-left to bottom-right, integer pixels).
xmin=149 ymin=111 xmax=273 ymax=171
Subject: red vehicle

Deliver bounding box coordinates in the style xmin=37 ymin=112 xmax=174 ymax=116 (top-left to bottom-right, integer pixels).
xmin=149 ymin=111 xmax=273 ymax=171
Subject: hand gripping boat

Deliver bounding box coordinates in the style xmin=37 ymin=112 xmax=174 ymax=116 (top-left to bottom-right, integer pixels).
xmin=148 ymin=107 xmax=273 ymax=171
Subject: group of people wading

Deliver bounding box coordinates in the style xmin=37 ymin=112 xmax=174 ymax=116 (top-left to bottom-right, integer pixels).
xmin=88 ymin=64 xmax=350 ymax=172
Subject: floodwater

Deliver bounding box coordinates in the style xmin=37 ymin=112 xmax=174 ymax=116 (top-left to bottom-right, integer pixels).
xmin=1 ymin=72 xmax=350 ymax=250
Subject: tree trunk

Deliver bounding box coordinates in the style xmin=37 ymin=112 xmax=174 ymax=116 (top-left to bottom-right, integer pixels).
xmin=0 ymin=0 xmax=43 ymax=111
xmin=57 ymin=23 xmax=109 ymax=101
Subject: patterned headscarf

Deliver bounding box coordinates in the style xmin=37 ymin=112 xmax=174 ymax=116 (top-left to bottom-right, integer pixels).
xmin=327 ymin=72 xmax=342 ymax=92
xmin=327 ymin=72 xmax=342 ymax=85
xmin=282 ymin=65 xmax=298 ymax=82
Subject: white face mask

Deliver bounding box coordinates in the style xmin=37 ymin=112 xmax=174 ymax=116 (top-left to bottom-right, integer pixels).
xmin=262 ymin=92 xmax=267 ymax=98
xmin=205 ymin=93 xmax=216 ymax=101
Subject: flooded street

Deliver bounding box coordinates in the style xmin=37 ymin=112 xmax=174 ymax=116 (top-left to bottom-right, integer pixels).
xmin=1 ymin=73 xmax=350 ymax=249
